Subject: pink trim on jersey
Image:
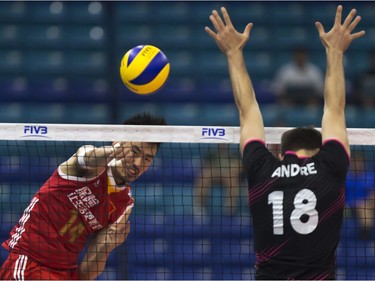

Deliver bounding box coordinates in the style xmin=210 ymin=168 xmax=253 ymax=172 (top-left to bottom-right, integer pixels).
xmin=243 ymin=138 xmax=266 ymax=151
xmin=285 ymin=151 xmax=309 ymax=159
xmin=323 ymin=138 xmax=350 ymax=160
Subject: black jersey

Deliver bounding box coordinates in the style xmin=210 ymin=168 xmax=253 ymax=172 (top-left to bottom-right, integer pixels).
xmin=243 ymin=139 xmax=350 ymax=280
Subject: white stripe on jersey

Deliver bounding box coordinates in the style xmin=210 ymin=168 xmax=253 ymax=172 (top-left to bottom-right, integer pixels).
xmin=9 ymin=197 xmax=39 ymax=249
xmin=13 ymin=254 xmax=27 ymax=281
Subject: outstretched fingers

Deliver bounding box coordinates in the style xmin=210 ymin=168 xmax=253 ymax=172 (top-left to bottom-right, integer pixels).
xmin=347 ymin=15 xmax=362 ymax=33
xmin=343 ymin=8 xmax=366 ymax=39
xmin=210 ymin=9 xmax=225 ymax=32
xmin=342 ymin=8 xmax=357 ymax=28
xmin=243 ymin=23 xmax=253 ymax=38
xmin=204 ymin=25 xmax=216 ymax=39
xmin=334 ymin=5 xmax=343 ymax=27
xmin=315 ymin=21 xmax=325 ymax=36
xmin=221 ymin=7 xmax=233 ymax=28
xmin=351 ymin=29 xmax=366 ymax=40
xmin=340 ymin=7 xmax=365 ymax=37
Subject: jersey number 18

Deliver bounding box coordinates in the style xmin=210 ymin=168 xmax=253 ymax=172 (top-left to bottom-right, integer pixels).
xmin=268 ymin=188 xmax=318 ymax=235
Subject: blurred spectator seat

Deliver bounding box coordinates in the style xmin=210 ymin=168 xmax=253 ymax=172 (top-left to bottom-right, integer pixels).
xmin=28 ymin=1 xmax=105 ymax=23
xmin=127 ymin=264 xmax=172 ymax=280
xmin=67 ymin=2 xmax=105 ymax=23
xmin=273 ymin=26 xmax=310 ymax=49
xmin=65 ymin=25 xmax=106 ymax=49
xmin=226 ymin=2 xmax=268 ymax=23
xmin=24 ymin=24 xmax=106 ymax=49
xmin=24 ymin=24 xmax=64 ymax=48
xmin=269 ymin=2 xmax=307 ymax=24
xmin=200 ymin=103 xmax=239 ymax=126
xmin=245 ymin=26 xmax=271 ymax=50
xmin=164 ymin=50 xmax=194 ymax=77
xmin=282 ymin=107 xmax=321 ymax=127
xmin=160 ymin=103 xmax=200 ymax=125
xmin=260 ymin=104 xmax=283 ymax=126
xmin=114 ymin=2 xmax=153 ymax=23
xmin=153 ymin=2 xmax=190 ymax=23
xmin=345 ymin=105 xmax=361 ymax=128
xmin=65 ymin=51 xmax=108 ymax=75
xmin=0 ymin=2 xmax=27 ymax=21
xmin=0 ymin=76 xmax=29 ymax=102
xmin=0 ymin=50 xmax=24 ymax=74
xmin=361 ymin=75 xmax=375 ymax=100
xmin=115 ymin=24 xmax=153 ymax=49
xmin=284 ymin=84 xmax=320 ymax=105
xmin=172 ymin=266 xmax=213 ymax=280
xmin=0 ymin=103 xmax=27 ymax=123
xmin=195 ymin=78 xmax=233 ymax=103
xmin=28 ymin=77 xmax=68 ymax=102
xmin=198 ymin=51 xmax=228 ymax=76
xmin=361 ymin=3 xmax=375 ymax=25
xmin=245 ymin=51 xmax=274 ymax=80
xmin=363 ymin=108 xmax=375 ymax=128
xmin=0 ymin=24 xmax=21 ymax=47
xmin=26 ymin=50 xmax=65 ymax=74
xmin=309 ymin=3 xmax=341 ymax=25
xmin=156 ymin=25 xmax=193 ymax=48
xmin=187 ymin=2 xmax=222 ymax=24
xmin=23 ymin=50 xmax=108 ymax=76
xmin=27 ymin=103 xmax=66 ymax=123
xmin=69 ymin=77 xmax=109 ymax=103
xmin=64 ymin=103 xmax=111 ymax=124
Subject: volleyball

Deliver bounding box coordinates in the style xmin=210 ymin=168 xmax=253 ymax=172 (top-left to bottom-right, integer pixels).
xmin=120 ymin=45 xmax=170 ymax=95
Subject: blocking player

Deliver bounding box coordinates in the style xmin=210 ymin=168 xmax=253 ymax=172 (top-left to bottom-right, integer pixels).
xmin=0 ymin=112 xmax=166 ymax=280
xmin=206 ymin=5 xmax=364 ymax=279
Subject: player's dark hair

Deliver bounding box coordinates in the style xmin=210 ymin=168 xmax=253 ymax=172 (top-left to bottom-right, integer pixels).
xmin=281 ymin=126 xmax=322 ymax=155
xmin=123 ymin=112 xmax=166 ymax=126
xmin=123 ymin=112 xmax=167 ymax=149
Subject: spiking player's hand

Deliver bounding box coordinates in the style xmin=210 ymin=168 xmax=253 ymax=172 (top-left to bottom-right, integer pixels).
xmin=98 ymin=211 xmax=131 ymax=252
xmin=315 ymin=5 xmax=365 ymax=53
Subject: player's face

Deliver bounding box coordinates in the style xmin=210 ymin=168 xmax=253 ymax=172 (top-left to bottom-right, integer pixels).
xmin=110 ymin=142 xmax=158 ymax=184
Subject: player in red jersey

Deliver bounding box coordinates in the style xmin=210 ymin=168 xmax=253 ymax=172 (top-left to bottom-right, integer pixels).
xmin=0 ymin=112 xmax=166 ymax=280
xmin=206 ymin=5 xmax=365 ymax=280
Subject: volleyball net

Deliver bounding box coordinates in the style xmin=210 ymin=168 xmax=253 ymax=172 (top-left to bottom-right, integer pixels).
xmin=0 ymin=124 xmax=374 ymax=280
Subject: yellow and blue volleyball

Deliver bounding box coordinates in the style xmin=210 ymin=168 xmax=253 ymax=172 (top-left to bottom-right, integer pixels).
xmin=120 ymin=45 xmax=170 ymax=95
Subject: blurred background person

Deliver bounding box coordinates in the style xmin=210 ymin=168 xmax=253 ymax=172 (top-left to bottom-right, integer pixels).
xmin=193 ymin=144 xmax=243 ymax=217
xmin=350 ymin=49 xmax=375 ymax=107
xmin=345 ymin=150 xmax=375 ymax=239
xmin=272 ymin=46 xmax=324 ymax=107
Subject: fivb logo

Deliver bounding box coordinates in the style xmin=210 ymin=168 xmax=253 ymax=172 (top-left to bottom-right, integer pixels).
xmin=23 ymin=125 xmax=49 ymax=138
xmin=201 ymin=127 xmax=227 ymax=140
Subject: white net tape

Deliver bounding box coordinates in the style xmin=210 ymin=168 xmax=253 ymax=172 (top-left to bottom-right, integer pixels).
xmin=0 ymin=124 xmax=373 ymax=144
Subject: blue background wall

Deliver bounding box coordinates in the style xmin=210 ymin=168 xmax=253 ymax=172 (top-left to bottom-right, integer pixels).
xmin=0 ymin=1 xmax=374 ymax=127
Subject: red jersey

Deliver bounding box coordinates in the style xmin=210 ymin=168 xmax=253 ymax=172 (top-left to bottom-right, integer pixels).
xmin=2 ymin=166 xmax=134 ymax=270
